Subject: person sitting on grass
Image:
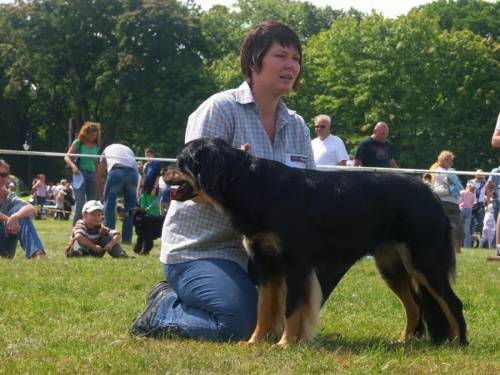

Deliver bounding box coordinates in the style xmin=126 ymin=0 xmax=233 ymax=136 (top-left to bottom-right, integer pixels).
xmin=0 ymin=159 xmax=46 ymax=259
xmin=65 ymin=200 xmax=133 ymax=258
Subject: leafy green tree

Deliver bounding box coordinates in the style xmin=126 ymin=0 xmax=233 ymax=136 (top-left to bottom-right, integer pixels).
xmin=301 ymin=11 xmax=500 ymax=170
xmin=422 ymin=0 xmax=500 ymax=39
xmin=200 ymin=0 xmax=344 ymax=92
xmin=0 ymin=0 xmax=211 ymax=182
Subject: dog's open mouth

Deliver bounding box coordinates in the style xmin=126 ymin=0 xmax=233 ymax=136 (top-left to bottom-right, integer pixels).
xmin=168 ymin=180 xmax=196 ymax=202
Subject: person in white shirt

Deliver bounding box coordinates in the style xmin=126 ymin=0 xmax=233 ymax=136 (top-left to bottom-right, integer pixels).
xmin=311 ymin=114 xmax=349 ymax=168
xmin=95 ymin=141 xmax=139 ymax=244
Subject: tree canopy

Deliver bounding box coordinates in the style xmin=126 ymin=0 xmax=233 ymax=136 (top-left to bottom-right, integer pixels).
xmin=1 ymin=0 xmax=499 ymax=184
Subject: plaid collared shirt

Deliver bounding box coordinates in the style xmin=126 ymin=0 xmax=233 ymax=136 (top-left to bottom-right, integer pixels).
xmin=160 ymin=82 xmax=315 ymax=271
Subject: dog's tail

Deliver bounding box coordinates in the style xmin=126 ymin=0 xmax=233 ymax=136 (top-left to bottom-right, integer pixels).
xmin=414 ymin=283 xmax=450 ymax=344
xmin=413 ymin=220 xmax=467 ymax=346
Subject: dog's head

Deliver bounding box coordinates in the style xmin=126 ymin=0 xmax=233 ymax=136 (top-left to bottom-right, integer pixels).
xmin=128 ymin=207 xmax=148 ymax=226
xmin=165 ymin=137 xmax=247 ymax=203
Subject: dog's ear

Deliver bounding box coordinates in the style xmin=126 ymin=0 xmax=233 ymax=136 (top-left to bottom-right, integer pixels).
xmin=181 ymin=137 xmax=243 ymax=200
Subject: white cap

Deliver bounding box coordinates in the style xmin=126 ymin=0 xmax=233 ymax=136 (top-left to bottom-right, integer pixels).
xmin=8 ymin=182 xmax=15 ymax=188
xmin=82 ymin=200 xmax=103 ymax=214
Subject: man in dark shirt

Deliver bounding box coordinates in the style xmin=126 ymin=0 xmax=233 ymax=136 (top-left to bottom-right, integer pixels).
xmin=353 ymin=122 xmax=399 ymax=168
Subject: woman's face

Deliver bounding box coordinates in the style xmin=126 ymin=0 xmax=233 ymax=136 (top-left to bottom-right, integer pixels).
xmin=85 ymin=130 xmax=98 ymax=142
xmin=251 ymin=41 xmax=301 ymax=97
xmin=0 ymin=166 xmax=10 ymax=190
xmin=440 ymin=157 xmax=453 ymax=169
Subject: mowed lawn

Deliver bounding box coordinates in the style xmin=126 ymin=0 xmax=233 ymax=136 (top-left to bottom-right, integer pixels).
xmin=1 ymin=219 xmax=499 ymax=375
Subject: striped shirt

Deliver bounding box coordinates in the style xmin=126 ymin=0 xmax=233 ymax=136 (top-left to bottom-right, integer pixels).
xmin=160 ymin=82 xmax=315 ymax=271
xmin=70 ymin=219 xmax=118 ymax=245
xmin=0 ymin=190 xmax=27 ymax=216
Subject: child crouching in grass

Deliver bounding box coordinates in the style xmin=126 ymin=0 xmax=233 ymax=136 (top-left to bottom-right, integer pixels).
xmin=65 ymin=200 xmax=133 ymax=258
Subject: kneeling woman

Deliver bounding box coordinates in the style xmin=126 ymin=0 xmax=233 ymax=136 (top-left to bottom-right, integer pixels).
xmin=0 ymin=159 xmax=46 ymax=259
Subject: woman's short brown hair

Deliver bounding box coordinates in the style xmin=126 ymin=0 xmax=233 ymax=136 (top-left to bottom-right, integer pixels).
xmin=240 ymin=20 xmax=302 ymax=91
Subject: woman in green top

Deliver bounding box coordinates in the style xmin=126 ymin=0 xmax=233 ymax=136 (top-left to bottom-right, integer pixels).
xmin=64 ymin=122 xmax=101 ymax=225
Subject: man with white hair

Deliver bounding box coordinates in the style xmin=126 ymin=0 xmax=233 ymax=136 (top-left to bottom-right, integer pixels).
xmin=311 ymin=114 xmax=349 ymax=168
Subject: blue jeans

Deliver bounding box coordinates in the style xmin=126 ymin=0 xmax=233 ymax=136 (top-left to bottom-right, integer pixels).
xmin=103 ymin=167 xmax=138 ymax=243
xmin=0 ymin=204 xmax=44 ymax=258
xmin=492 ymin=200 xmax=499 ymax=248
xmin=151 ymin=259 xmax=258 ymax=342
xmin=73 ymin=169 xmax=97 ymax=225
xmin=461 ymin=207 xmax=472 ymax=248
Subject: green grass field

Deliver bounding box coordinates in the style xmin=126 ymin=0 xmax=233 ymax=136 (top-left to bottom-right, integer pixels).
xmin=1 ymin=219 xmax=500 ymax=374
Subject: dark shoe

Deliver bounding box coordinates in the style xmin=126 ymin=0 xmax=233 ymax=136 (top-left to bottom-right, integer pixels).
xmin=146 ymin=281 xmax=172 ymax=305
xmin=118 ymin=252 xmax=135 ymax=259
xmin=31 ymin=250 xmax=46 ymax=259
xmin=130 ymin=281 xmax=172 ymax=337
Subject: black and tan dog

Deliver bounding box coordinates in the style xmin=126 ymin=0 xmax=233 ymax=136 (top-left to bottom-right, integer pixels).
xmin=165 ymin=137 xmax=467 ymax=348
xmin=128 ymin=207 xmax=165 ymax=255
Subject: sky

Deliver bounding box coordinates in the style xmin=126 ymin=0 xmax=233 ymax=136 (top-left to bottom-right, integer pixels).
xmin=0 ymin=0 xmax=495 ymax=19
xmin=193 ymin=0 xmax=436 ymax=18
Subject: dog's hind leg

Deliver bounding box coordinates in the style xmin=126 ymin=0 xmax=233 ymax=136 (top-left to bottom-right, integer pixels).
xmin=276 ymin=269 xmax=322 ymax=348
xmin=397 ymin=245 xmax=467 ymax=347
xmin=244 ymin=275 xmax=285 ymax=345
xmin=374 ymin=244 xmax=422 ymax=343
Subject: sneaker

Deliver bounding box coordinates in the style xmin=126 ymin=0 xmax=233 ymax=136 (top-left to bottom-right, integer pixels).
xmin=487 ymin=255 xmax=500 ymax=262
xmin=146 ymin=281 xmax=172 ymax=305
xmin=130 ymin=281 xmax=173 ymax=337
xmin=118 ymin=252 xmax=135 ymax=259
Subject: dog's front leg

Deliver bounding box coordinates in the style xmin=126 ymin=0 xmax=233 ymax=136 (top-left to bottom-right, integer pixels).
xmin=241 ymin=276 xmax=285 ymax=345
xmin=143 ymin=236 xmax=154 ymax=255
xmin=133 ymin=235 xmax=144 ymax=254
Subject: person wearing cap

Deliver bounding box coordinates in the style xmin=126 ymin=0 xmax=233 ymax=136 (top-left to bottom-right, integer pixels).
xmin=311 ymin=114 xmax=349 ymax=168
xmin=65 ymin=200 xmax=132 ymax=258
xmin=0 ymin=159 xmax=46 ymax=259
xmin=8 ymin=182 xmax=16 ymax=193
xmin=468 ymin=169 xmax=488 ymax=240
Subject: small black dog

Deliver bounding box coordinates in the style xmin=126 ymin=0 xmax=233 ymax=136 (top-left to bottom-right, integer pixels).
xmin=128 ymin=207 xmax=165 ymax=255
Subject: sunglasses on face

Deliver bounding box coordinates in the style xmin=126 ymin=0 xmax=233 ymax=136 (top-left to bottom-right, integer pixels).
xmin=315 ymin=125 xmax=327 ymax=129
xmin=0 ymin=172 xmax=9 ymax=178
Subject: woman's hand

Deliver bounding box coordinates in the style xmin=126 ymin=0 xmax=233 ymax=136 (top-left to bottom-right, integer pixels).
xmin=5 ymin=216 xmax=21 ymax=236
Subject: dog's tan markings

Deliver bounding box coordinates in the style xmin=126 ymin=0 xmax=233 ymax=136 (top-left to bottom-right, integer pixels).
xmin=242 ymin=275 xmax=285 ymax=345
xmin=396 ymin=245 xmax=461 ymax=347
xmin=410 ymin=270 xmax=461 ymax=347
xmin=374 ymin=245 xmax=420 ymax=342
xmin=242 ymin=232 xmax=283 ymax=258
xmin=165 ymin=170 xmax=204 ymax=201
xmin=378 ymin=272 xmax=420 ymax=342
xmin=276 ymin=270 xmax=322 ymax=348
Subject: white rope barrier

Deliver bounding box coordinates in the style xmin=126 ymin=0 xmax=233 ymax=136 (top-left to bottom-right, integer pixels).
xmin=0 ymin=149 xmax=177 ymax=163
xmin=2 ymin=148 xmax=500 ymax=177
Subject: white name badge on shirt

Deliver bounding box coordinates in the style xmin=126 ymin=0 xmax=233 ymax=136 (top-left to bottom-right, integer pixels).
xmin=285 ymin=153 xmax=307 ymax=169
